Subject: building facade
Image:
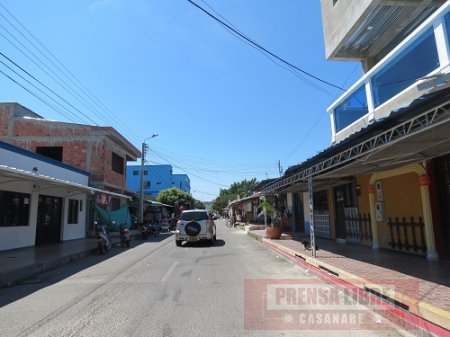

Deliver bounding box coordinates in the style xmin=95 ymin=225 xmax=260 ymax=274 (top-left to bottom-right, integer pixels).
xmin=0 ymin=140 xmax=128 ymax=251
xmin=126 ymin=164 xmax=191 ymax=197
xmin=259 ymin=1 xmax=450 ymax=260
xmin=0 ymin=103 xmax=140 ymax=209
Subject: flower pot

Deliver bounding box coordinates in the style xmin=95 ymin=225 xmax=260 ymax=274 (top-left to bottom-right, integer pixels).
xmin=266 ymin=226 xmax=282 ymax=239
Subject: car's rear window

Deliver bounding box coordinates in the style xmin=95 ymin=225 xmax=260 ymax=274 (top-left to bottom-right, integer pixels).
xmin=180 ymin=211 xmax=208 ymax=221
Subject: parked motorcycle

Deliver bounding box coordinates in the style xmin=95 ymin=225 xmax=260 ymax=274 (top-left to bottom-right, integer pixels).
xmin=95 ymin=221 xmax=111 ymax=254
xmin=139 ymin=222 xmax=150 ymax=240
xmin=150 ymin=221 xmax=162 ymax=236
xmin=168 ymin=218 xmax=177 ymax=232
xmin=139 ymin=221 xmax=160 ymax=240
xmin=119 ymin=224 xmax=131 ymax=248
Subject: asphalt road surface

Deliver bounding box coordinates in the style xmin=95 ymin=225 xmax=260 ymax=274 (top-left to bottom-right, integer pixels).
xmin=0 ymin=220 xmax=428 ymax=337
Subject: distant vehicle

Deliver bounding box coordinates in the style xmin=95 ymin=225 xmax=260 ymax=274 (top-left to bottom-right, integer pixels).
xmin=174 ymin=199 xmax=191 ymax=219
xmin=175 ymin=209 xmax=216 ymax=247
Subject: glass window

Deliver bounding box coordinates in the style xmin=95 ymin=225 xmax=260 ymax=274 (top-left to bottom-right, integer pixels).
xmin=111 ymin=152 xmax=124 ymax=175
xmin=372 ymin=28 xmax=440 ymax=107
xmin=0 ymin=191 xmax=30 ymax=226
xmin=334 ymin=85 xmax=368 ymax=132
xmin=133 ymin=170 xmax=139 ymax=176
xmin=68 ymin=199 xmax=79 ymax=224
xmin=180 ymin=211 xmax=208 ymax=221
xmin=445 ymin=12 xmax=450 ymax=48
xmin=313 ymin=190 xmax=328 ymax=210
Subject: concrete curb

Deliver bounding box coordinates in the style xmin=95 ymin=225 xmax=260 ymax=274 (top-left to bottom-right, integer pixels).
xmin=247 ymin=230 xmax=450 ymax=332
xmin=0 ymin=247 xmax=97 ymax=288
xmin=0 ymin=239 xmax=124 ymax=288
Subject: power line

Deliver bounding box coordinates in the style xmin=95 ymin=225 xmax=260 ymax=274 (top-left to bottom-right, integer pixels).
xmin=0 ymin=2 xmax=140 ymax=141
xmin=0 ymin=68 xmax=80 ymax=124
xmin=0 ymin=2 xmax=142 ymax=145
xmin=283 ymin=63 xmax=361 ymax=164
xmin=0 ymin=52 xmax=139 ymax=149
xmin=150 ymin=148 xmax=277 ymax=177
xmin=149 ymin=149 xmax=231 ymax=188
xmin=150 ymin=146 xmax=277 ymax=170
xmin=186 ymin=0 xmax=346 ymax=92
xmin=0 ymin=52 xmax=99 ymax=126
xmin=195 ymin=1 xmax=333 ymax=96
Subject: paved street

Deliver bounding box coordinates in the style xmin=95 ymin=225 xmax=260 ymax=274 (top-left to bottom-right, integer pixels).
xmin=0 ymin=220 xmax=428 ymax=337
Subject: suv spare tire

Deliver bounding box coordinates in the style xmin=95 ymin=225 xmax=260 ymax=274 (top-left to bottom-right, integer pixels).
xmin=185 ymin=221 xmax=201 ymax=236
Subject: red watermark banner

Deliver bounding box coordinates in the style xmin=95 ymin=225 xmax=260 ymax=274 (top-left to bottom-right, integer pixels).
xmin=244 ymin=278 xmax=420 ymax=331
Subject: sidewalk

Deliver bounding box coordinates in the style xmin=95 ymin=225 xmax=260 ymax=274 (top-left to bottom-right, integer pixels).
xmin=0 ymin=230 xmax=140 ymax=288
xmin=245 ymin=226 xmax=450 ymax=332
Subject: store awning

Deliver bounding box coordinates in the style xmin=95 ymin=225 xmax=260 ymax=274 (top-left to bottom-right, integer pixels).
xmin=0 ymin=165 xmax=131 ymax=200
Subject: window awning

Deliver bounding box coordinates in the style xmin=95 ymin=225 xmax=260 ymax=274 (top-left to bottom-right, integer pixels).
xmin=0 ymin=165 xmax=131 ymax=200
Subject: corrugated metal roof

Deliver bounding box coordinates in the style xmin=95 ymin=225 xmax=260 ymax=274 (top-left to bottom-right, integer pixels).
xmin=0 ymin=164 xmax=131 ymax=200
xmin=263 ymin=86 xmax=450 ymax=192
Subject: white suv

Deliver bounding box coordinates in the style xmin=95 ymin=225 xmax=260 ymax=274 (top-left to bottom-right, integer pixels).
xmin=175 ymin=209 xmax=216 ymax=247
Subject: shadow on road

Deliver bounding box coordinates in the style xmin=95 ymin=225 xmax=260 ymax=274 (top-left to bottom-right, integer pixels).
xmin=0 ymin=233 xmax=174 ymax=308
xmin=180 ymin=239 xmax=226 ymax=248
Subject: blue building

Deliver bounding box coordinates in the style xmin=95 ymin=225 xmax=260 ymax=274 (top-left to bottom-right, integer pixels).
xmin=126 ymin=164 xmax=191 ymax=197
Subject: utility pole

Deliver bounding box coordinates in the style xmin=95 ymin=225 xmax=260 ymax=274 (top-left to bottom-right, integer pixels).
xmin=278 ymin=160 xmax=283 ymax=177
xmin=139 ymin=134 xmax=159 ymax=223
xmin=308 ymin=175 xmax=316 ymax=257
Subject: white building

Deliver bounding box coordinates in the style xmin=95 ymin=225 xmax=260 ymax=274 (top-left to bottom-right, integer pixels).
xmin=0 ymin=140 xmax=128 ymax=251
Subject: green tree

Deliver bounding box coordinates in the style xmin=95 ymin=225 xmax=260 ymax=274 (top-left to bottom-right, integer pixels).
xmin=212 ymin=178 xmax=259 ymax=213
xmin=195 ymin=200 xmax=206 ymax=209
xmin=157 ymin=187 xmax=194 ymax=206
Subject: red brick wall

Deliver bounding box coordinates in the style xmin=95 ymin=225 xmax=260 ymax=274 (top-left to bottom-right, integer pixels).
xmin=2 ymin=117 xmax=129 ymax=191
xmin=12 ymin=119 xmax=90 ymax=137
xmin=103 ymin=147 xmax=127 ymax=188
xmin=0 ymin=105 xmax=13 ymax=137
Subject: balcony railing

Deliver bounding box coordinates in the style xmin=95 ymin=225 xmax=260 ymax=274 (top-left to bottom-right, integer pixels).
xmin=328 ymin=2 xmax=450 ymax=143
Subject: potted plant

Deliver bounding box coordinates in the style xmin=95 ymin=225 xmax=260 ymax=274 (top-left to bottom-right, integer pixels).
xmin=259 ymin=196 xmax=282 ymax=239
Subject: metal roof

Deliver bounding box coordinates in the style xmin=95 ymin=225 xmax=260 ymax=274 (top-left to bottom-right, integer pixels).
xmin=262 ymin=86 xmax=450 ymax=193
xmin=0 ymin=165 xmax=131 ymax=200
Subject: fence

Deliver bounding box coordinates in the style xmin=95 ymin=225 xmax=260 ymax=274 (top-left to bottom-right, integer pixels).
xmin=387 ymin=216 xmax=427 ymax=254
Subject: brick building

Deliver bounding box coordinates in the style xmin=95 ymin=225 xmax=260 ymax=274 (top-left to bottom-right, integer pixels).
xmin=0 ymin=102 xmax=140 ymax=209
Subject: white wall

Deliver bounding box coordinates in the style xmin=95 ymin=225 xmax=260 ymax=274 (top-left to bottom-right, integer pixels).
xmin=0 ymin=180 xmax=38 ymax=250
xmin=0 ymin=143 xmax=89 ymax=250
xmin=0 ymin=169 xmax=88 ymax=251
xmin=62 ymin=195 xmax=87 ymax=241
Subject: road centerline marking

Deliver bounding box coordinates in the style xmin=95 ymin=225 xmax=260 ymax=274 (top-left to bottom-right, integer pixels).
xmin=161 ymin=261 xmax=178 ymax=282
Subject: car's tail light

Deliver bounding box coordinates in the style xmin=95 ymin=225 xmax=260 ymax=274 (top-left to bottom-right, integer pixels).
xmin=176 ymin=220 xmax=181 ymax=230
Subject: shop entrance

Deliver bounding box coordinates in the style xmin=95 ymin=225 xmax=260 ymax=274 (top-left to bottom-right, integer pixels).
xmin=35 ymin=195 xmax=62 ymax=245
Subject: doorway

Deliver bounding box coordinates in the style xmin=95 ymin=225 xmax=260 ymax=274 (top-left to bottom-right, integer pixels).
xmin=436 ymin=156 xmax=450 ymax=258
xmin=35 ymin=195 xmax=62 ymax=245
xmin=334 ymin=187 xmax=346 ymax=239
xmin=334 ymin=183 xmax=358 ymax=241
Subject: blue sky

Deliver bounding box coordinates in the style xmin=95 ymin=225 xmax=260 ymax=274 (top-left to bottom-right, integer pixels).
xmin=0 ymin=0 xmax=360 ymax=201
